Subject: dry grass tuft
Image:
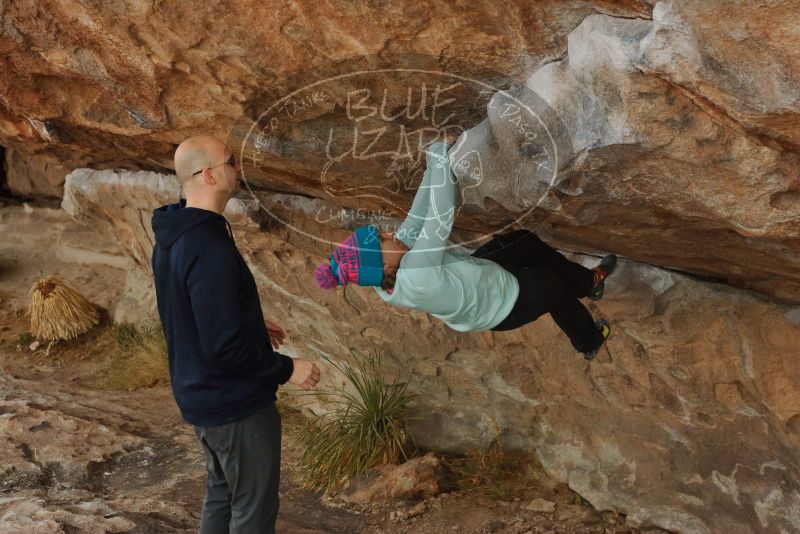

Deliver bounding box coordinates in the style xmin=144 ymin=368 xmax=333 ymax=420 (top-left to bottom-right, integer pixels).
xmin=445 ymin=442 xmax=542 ymax=500
xmin=28 ymin=276 xmax=99 ymax=341
xmin=94 ymin=322 xmax=169 ymax=390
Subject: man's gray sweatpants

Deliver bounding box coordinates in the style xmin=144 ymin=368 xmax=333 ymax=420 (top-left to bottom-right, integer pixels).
xmin=192 ymin=403 xmax=282 ymax=534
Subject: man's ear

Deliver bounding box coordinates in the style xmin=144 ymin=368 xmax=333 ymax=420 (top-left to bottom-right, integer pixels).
xmin=201 ymin=169 xmax=216 ymax=186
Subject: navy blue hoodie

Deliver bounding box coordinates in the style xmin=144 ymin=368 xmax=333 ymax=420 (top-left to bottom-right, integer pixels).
xmin=151 ymin=199 xmax=294 ymax=426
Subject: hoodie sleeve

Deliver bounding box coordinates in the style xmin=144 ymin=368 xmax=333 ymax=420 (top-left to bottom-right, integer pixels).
xmin=395 ymin=142 xmax=455 ymax=250
xmin=400 ymin=142 xmax=457 ymax=279
xmin=185 ymin=246 xmax=295 ymax=385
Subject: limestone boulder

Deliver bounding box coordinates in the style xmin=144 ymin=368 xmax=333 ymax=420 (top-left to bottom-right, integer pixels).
xmin=636 ymin=0 xmax=800 ymax=152
xmin=0 ymin=498 xmax=135 ymax=534
xmin=7 ymin=0 xmax=800 ymax=531
xmin=0 ymin=0 xmax=650 ymax=169
xmin=61 ymin=168 xmax=262 ymax=324
xmin=62 ymin=169 xmax=800 ymax=533
xmin=2 ymin=0 xmax=798 ymax=307
xmin=338 ymin=453 xmax=449 ymax=504
xmin=451 ymin=11 xmax=800 ymax=303
xmin=0 ymin=373 xmax=144 ymax=491
xmin=3 ymin=147 xmax=69 ymax=199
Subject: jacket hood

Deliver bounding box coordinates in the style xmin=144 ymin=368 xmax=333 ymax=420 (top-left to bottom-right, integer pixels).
xmin=152 ymin=199 xmax=225 ymax=248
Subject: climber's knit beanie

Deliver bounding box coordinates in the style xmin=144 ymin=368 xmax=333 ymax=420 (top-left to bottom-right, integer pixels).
xmin=315 ymin=225 xmax=384 ymax=288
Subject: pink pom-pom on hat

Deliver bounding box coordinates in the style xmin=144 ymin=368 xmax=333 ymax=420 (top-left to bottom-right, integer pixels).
xmin=314 ymin=262 xmax=340 ymax=289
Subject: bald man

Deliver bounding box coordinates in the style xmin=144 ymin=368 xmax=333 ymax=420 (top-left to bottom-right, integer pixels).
xmin=151 ymin=136 xmax=320 ymax=534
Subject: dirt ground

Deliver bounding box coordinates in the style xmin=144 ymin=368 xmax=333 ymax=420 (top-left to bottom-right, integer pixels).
xmin=0 ymin=202 xmax=668 ymax=534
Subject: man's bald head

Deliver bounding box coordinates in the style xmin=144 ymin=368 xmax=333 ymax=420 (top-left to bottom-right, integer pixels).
xmin=174 ymin=135 xmax=227 ymax=184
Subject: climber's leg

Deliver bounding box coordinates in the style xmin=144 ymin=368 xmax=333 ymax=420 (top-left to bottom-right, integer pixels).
xmin=583 ymin=319 xmax=611 ymax=360
xmin=549 ymin=297 xmax=606 ymax=354
xmin=512 ymin=231 xmax=595 ymax=297
xmin=491 ymin=268 xmax=605 ymax=353
xmin=473 ymin=230 xmax=595 ymax=298
xmin=472 ymin=229 xmax=530 ymax=266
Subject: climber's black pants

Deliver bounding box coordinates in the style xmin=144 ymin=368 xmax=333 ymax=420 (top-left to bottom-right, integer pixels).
xmin=473 ymin=230 xmax=604 ymax=353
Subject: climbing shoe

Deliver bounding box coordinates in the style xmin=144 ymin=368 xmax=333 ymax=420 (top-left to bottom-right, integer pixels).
xmin=583 ymin=319 xmax=610 ymax=361
xmin=588 ymin=254 xmax=618 ymax=301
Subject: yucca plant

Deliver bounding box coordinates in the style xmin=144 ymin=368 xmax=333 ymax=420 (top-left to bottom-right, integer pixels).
xmin=295 ymin=348 xmax=417 ymax=492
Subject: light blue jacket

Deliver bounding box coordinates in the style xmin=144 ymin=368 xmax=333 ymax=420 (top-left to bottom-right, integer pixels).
xmin=374 ymin=142 xmax=519 ymax=332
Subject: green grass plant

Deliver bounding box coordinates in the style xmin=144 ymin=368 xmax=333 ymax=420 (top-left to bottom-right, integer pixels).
xmin=295 ymin=348 xmax=417 ymax=492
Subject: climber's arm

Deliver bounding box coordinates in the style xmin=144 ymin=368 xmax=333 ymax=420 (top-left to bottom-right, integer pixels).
xmin=401 ymin=142 xmax=456 ymax=276
xmin=395 ymin=142 xmax=451 ymax=249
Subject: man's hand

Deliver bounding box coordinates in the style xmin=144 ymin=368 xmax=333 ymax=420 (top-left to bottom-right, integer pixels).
xmin=265 ymin=319 xmax=286 ymax=349
xmin=288 ymin=359 xmax=321 ymax=391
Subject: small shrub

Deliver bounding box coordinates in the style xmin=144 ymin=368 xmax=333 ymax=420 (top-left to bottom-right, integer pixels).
xmin=570 ymin=493 xmax=591 ymax=506
xmin=17 ymin=332 xmax=34 ymax=345
xmin=295 ymin=348 xmax=417 ymax=492
xmin=446 ymin=442 xmax=541 ymax=499
xmin=112 ymin=323 xmax=139 ymax=349
xmin=96 ymin=322 xmax=169 ymax=390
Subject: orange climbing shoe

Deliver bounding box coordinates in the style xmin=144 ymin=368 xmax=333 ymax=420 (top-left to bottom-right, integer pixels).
xmin=589 ymin=254 xmax=617 ymax=301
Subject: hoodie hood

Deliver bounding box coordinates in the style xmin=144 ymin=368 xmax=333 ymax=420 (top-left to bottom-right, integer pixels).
xmin=152 ymin=198 xmax=226 ymax=248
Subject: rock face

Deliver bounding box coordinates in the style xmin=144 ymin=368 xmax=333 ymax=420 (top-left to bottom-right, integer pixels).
xmin=338 ymin=453 xmax=448 ymax=504
xmin=63 ymin=169 xmax=800 ymax=534
xmin=5 ymin=1 xmax=800 ymax=532
xmin=5 ymin=0 xmax=796 ymax=306
xmin=452 ymin=7 xmax=800 ymax=303
xmin=0 ymin=202 xmax=134 ymax=323
xmin=0 ymin=373 xmax=168 ymax=533
xmin=3 ymin=147 xmax=68 ymax=199
xmin=61 ymin=167 xmax=257 ymax=324
xmin=0 ymin=0 xmax=649 ymax=169
xmin=637 ymin=1 xmax=800 ymax=152
xmin=0 ymin=354 xmax=232 ymax=533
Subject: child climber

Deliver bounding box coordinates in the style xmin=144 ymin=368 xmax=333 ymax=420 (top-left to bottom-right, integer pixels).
xmin=314 ymin=140 xmax=617 ymax=360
